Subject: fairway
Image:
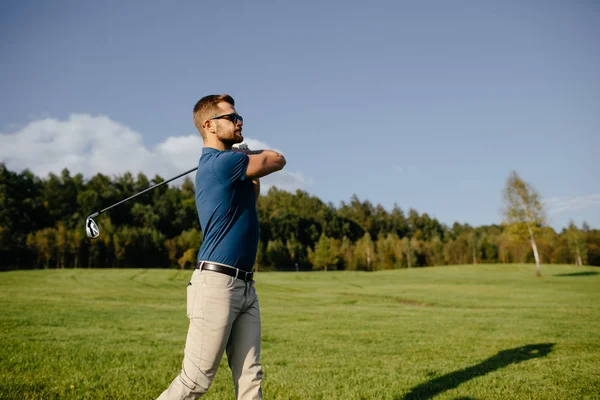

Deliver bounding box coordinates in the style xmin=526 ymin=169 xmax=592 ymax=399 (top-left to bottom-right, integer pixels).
xmin=1 ymin=264 xmax=599 ymax=400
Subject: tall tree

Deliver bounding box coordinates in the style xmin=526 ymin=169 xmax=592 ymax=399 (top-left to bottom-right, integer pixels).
xmin=375 ymin=233 xmax=402 ymax=270
xmin=26 ymin=228 xmax=56 ymax=269
xmin=425 ymin=234 xmax=445 ymax=266
xmin=502 ymin=171 xmax=546 ymax=277
xmin=285 ymin=233 xmax=304 ymax=270
xmin=339 ymin=236 xmax=355 ymax=270
xmin=55 ymin=222 xmax=69 ymax=268
xmin=565 ymin=221 xmax=587 ymax=266
xmin=338 ymin=195 xmax=376 ymax=238
xmin=354 ymin=232 xmax=375 ymax=270
xmin=401 ymin=236 xmax=414 ymax=268
xmin=308 ymin=234 xmax=340 ymax=272
xmin=469 ymin=231 xmax=480 ymax=264
xmin=265 ymin=239 xmax=290 ymax=268
xmin=444 ymin=233 xmax=470 ymax=265
xmin=389 ymin=204 xmax=410 ymax=238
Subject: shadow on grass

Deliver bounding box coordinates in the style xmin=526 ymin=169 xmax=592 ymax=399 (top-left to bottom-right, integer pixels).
xmin=553 ymin=271 xmax=598 ymax=277
xmin=397 ymin=343 xmax=554 ymax=400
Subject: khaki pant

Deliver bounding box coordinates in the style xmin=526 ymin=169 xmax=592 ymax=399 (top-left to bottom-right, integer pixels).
xmin=157 ymin=268 xmax=262 ymax=400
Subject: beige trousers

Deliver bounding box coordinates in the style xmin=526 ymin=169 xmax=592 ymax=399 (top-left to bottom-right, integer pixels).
xmin=157 ymin=269 xmax=262 ymax=400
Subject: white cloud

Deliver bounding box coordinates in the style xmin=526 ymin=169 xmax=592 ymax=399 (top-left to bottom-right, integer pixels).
xmin=544 ymin=195 xmax=600 ymax=215
xmin=0 ymin=113 xmax=309 ymax=192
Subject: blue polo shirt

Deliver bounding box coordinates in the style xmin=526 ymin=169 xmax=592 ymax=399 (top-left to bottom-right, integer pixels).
xmin=195 ymin=147 xmax=259 ymax=272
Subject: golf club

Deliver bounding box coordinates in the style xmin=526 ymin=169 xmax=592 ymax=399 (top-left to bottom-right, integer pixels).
xmin=85 ymin=166 xmax=197 ymax=239
xmin=85 ymin=143 xmax=251 ymax=239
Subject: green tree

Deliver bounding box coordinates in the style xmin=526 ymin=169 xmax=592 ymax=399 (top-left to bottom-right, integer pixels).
xmin=498 ymin=227 xmax=530 ymax=263
xmin=265 ymin=239 xmax=290 ymax=268
xmin=585 ymin=228 xmax=600 ymax=266
xmin=565 ymin=221 xmax=587 ymax=266
xmin=469 ymin=231 xmax=481 ymax=264
xmin=174 ymin=177 xmax=200 ymax=233
xmin=26 ymin=228 xmax=56 ymax=269
xmin=338 ymin=195 xmax=376 ymax=238
xmin=178 ymin=248 xmax=197 ymax=269
xmin=339 ymin=236 xmax=355 ymax=270
xmin=255 ymin=240 xmax=265 ymax=270
xmin=55 ymin=222 xmax=69 ymax=268
xmin=131 ymin=203 xmax=160 ymax=229
xmin=113 ymin=230 xmax=127 ymax=267
xmin=390 ymin=204 xmax=410 ymax=238
xmin=0 ymin=225 xmax=9 ymax=263
xmin=42 ymin=169 xmax=83 ymax=228
xmin=0 ymin=166 xmax=46 ymax=268
xmin=445 ymin=233 xmax=470 ymax=265
xmin=401 ymin=236 xmax=416 ymax=268
xmin=308 ymin=234 xmax=340 ymax=271
xmin=375 ymin=233 xmax=402 ymax=270
xmin=164 ymin=228 xmax=203 ymax=269
xmin=502 ymin=171 xmax=546 ymax=277
xmin=354 ymin=233 xmax=375 ymax=270
xmin=479 ymin=227 xmax=501 ymax=263
xmin=286 ymin=233 xmax=304 ymax=270
xmin=425 ymin=234 xmax=445 ymax=266
xmin=100 ymin=217 xmax=116 ymax=267
xmin=69 ymin=227 xmax=84 ymax=268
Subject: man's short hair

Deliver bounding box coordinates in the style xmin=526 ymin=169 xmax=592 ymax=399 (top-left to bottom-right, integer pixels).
xmin=193 ymin=94 xmax=235 ymax=138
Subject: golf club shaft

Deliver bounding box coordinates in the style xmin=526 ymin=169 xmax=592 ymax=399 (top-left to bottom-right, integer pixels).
xmin=89 ymin=166 xmax=198 ymax=219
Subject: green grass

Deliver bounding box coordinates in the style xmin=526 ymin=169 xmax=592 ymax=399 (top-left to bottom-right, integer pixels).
xmin=1 ymin=264 xmax=599 ymax=400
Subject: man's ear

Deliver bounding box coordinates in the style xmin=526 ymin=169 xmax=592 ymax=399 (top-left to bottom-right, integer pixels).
xmin=204 ymin=119 xmax=216 ymax=134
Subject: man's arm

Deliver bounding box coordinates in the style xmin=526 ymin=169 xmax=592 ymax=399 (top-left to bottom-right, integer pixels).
xmin=231 ymin=145 xmax=266 ymax=201
xmin=246 ymin=150 xmax=286 ymax=179
xmin=231 ymin=149 xmax=264 ymax=155
xmin=233 ymin=148 xmax=286 ymax=179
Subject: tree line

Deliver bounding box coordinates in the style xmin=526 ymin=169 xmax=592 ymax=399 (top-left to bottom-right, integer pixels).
xmin=1 ymin=163 xmax=598 ymax=272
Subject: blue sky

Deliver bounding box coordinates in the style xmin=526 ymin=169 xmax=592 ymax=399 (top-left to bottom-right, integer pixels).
xmin=1 ymin=0 xmax=598 ymax=231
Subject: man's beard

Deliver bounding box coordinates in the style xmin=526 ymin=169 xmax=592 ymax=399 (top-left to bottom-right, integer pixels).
xmin=218 ymin=130 xmax=243 ymax=146
xmin=221 ymin=136 xmax=243 ymax=146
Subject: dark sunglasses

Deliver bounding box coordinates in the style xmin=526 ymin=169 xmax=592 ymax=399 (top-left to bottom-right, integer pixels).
xmin=210 ymin=113 xmax=243 ymax=124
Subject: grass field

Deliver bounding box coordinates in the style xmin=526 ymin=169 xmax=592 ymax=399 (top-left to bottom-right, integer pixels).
xmin=1 ymin=264 xmax=599 ymax=400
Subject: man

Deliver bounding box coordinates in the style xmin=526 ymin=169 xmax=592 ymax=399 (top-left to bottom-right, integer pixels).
xmin=157 ymin=94 xmax=286 ymax=400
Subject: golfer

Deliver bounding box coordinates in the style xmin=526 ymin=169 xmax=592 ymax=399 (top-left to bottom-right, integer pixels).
xmin=157 ymin=94 xmax=286 ymax=400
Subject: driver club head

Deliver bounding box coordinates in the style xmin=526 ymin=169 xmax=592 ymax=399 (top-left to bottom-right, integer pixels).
xmin=85 ymin=216 xmax=100 ymax=239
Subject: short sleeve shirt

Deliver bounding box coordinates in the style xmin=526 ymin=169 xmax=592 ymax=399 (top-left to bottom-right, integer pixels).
xmin=195 ymin=147 xmax=259 ymax=271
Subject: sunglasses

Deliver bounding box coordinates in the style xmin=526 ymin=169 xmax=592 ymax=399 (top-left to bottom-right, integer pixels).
xmin=210 ymin=113 xmax=243 ymax=125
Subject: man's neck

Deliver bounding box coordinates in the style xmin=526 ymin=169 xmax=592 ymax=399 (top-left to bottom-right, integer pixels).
xmin=204 ymin=140 xmax=232 ymax=151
